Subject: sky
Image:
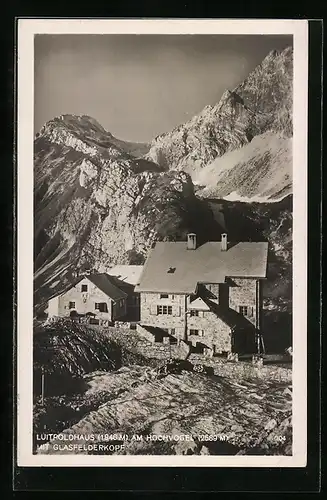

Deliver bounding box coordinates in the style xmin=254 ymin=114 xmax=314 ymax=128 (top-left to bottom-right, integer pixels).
xmin=34 ymin=34 xmax=292 ymax=142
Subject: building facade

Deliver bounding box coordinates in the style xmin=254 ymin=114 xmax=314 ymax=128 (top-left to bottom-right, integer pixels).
xmin=47 ymin=274 xmax=127 ymax=324
xmin=135 ymin=233 xmax=267 ymax=355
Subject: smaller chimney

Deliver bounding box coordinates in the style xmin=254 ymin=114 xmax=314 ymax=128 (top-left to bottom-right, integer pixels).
xmin=187 ymin=233 xmax=197 ymax=250
xmin=221 ymin=233 xmax=228 ymax=251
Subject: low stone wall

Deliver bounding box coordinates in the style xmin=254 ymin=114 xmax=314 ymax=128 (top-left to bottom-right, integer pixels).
xmin=91 ymin=325 xmax=291 ymax=382
xmin=136 ymin=324 xmax=156 ymax=343
xmin=136 ymin=324 xmax=190 ymax=359
xmin=188 ymin=353 xmax=292 ymax=382
xmin=115 ymin=320 xmax=137 ymax=329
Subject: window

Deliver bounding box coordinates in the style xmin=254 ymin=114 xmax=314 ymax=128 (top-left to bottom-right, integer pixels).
xmin=81 ymin=284 xmax=88 ymax=292
xmin=120 ymin=299 xmax=124 ymax=307
xmin=160 ymin=293 xmax=169 ymax=299
xmin=190 ymin=310 xmax=199 ymax=317
xmin=157 ymin=305 xmax=173 ymax=315
xmin=95 ymin=302 xmax=108 ymax=312
xmin=239 ymin=306 xmax=248 ymax=316
xmin=69 ymin=301 xmax=75 ymax=309
xmin=189 ymin=329 xmax=199 ymax=336
xmin=239 ymin=306 xmax=254 ymax=317
xmin=170 ymin=328 xmax=175 ymax=335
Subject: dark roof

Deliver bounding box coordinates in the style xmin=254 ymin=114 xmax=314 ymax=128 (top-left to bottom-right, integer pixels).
xmin=135 ymin=241 xmax=268 ymax=294
xmin=48 ymin=273 xmax=128 ymax=303
xmin=87 ymin=273 xmax=128 ymax=301
xmin=104 ymin=275 xmax=135 ymax=296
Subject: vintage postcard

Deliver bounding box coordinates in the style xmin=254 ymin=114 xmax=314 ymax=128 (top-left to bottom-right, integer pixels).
xmin=17 ymin=19 xmax=308 ymax=467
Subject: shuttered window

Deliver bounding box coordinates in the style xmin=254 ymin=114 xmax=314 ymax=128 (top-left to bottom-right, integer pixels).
xmin=95 ymin=302 xmax=108 ymax=312
xmin=157 ymin=305 xmax=173 ymax=315
xmin=173 ymin=305 xmax=181 ymax=317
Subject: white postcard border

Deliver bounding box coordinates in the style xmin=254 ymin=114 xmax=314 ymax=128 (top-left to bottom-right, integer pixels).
xmin=17 ymin=18 xmax=308 ymax=467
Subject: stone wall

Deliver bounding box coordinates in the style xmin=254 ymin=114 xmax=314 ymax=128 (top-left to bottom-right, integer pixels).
xmin=188 ymin=353 xmax=292 ymax=383
xmin=93 ymin=325 xmax=292 ymax=382
xmin=140 ymin=279 xmax=265 ymax=353
xmin=136 ymin=324 xmax=190 ymax=359
xmin=140 ymin=292 xmax=232 ymax=351
xmin=187 ymin=312 xmax=232 ymax=353
xmin=140 ymin=292 xmax=186 ymax=339
xmin=229 ymin=278 xmax=258 ymax=327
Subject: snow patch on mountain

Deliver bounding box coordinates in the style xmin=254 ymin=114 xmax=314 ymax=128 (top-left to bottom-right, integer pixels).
xmin=195 ymin=132 xmax=292 ymax=201
xmin=145 ymin=47 xmax=293 ymax=201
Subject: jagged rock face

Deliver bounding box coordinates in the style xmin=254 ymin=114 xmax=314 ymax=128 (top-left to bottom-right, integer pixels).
xmin=36 ymin=114 xmax=150 ymax=159
xmin=145 ymin=47 xmax=293 ymax=199
xmin=34 ymin=115 xmax=219 ymax=310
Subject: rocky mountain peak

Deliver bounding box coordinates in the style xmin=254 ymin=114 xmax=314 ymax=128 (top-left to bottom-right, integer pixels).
xmin=145 ymin=46 xmax=293 ymax=176
xmin=34 ymin=114 xmax=217 ymax=310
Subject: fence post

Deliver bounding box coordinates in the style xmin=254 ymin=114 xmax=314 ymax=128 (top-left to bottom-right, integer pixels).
xmin=41 ymin=367 xmax=45 ymax=406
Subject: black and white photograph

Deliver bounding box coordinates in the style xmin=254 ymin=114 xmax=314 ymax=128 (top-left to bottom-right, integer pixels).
xmin=17 ymin=19 xmax=308 ymax=467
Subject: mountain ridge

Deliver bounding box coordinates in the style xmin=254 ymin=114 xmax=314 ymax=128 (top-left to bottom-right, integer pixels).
xmin=33 ymin=46 xmax=293 ymax=316
xmin=145 ymin=46 xmax=292 ymax=201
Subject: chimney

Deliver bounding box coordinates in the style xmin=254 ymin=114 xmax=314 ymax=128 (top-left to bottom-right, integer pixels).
xmin=221 ymin=233 xmax=228 ymax=251
xmin=187 ymin=233 xmax=197 ymax=250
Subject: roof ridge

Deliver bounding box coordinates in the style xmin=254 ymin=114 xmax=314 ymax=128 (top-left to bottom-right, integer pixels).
xmin=135 ymin=240 xmax=268 ymax=293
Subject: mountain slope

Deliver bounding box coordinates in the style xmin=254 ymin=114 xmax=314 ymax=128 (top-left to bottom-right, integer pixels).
xmin=145 ymin=47 xmax=293 ymax=200
xmin=34 ymin=115 xmax=223 ymax=311
xmin=195 ymin=132 xmax=292 ymax=201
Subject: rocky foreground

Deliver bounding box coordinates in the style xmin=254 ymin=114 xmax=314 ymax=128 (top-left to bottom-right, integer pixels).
xmin=36 ymin=365 xmax=292 ymax=456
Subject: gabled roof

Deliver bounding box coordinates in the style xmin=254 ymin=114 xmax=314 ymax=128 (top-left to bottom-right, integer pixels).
xmin=135 ymin=241 xmax=268 ymax=294
xmin=188 ymin=297 xmax=210 ymax=311
xmin=51 ymin=273 xmax=128 ymax=302
xmin=87 ymin=274 xmax=127 ymax=301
